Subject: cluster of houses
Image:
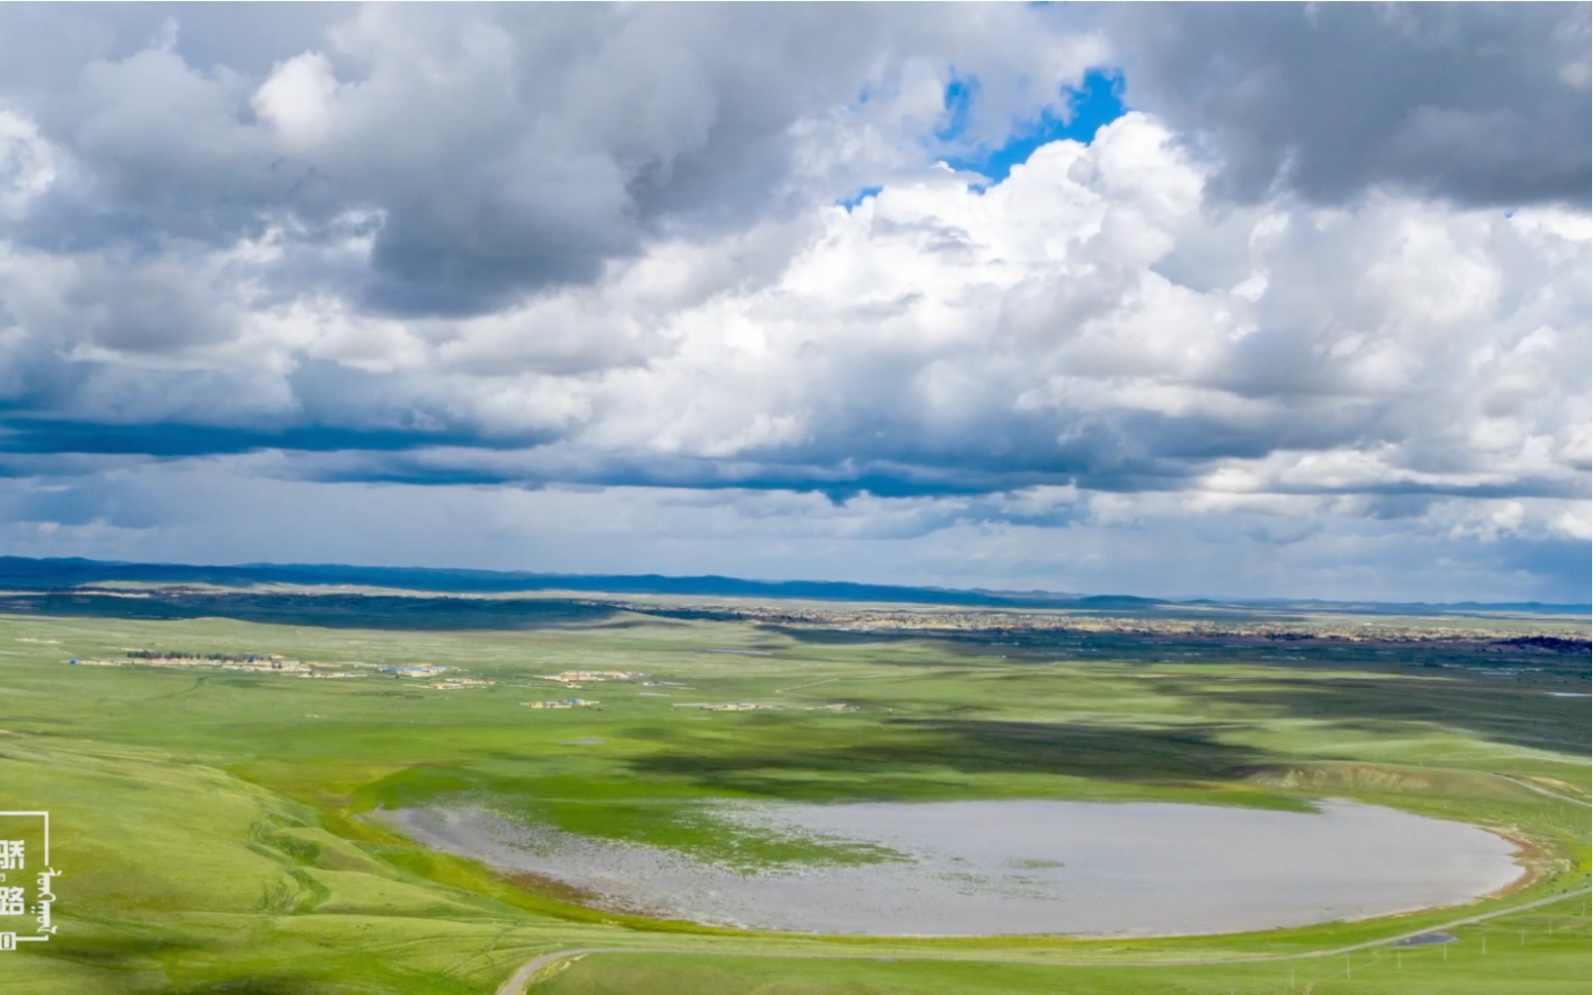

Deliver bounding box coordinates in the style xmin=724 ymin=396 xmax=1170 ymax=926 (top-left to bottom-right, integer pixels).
xmin=64 ymin=654 xmax=486 ymax=686
xmin=425 ymin=677 xmax=494 ymax=691
xmin=524 ymin=698 xmax=599 ymax=709
xmin=379 ymin=664 xmax=449 ymax=678
xmin=68 ymin=653 xmax=325 ymax=676
xmin=537 ymin=669 xmax=644 ymax=689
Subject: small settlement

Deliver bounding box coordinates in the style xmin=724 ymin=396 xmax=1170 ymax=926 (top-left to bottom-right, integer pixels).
xmin=379 ymin=664 xmax=449 ymax=678
xmin=538 ymin=670 xmax=644 ymax=688
xmin=517 ymin=670 xmax=646 ymax=710
xmin=68 ymin=652 xmax=355 ymax=677
xmin=519 ymin=670 xmax=640 ymax=709
xmin=66 ymin=652 xmax=494 ymax=689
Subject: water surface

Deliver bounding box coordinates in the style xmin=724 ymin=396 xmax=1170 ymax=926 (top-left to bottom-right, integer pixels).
xmin=383 ymin=797 xmax=1522 ymax=936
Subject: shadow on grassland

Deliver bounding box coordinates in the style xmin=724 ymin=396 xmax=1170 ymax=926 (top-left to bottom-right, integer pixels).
xmin=0 ymin=591 xmax=618 ymax=630
xmin=28 ymin=934 xmax=211 ymax=974
xmin=1151 ymin=676 xmax=1591 ymax=755
xmin=630 ymin=718 xmax=1273 ymax=791
xmin=766 ymin=626 xmax=929 ymax=646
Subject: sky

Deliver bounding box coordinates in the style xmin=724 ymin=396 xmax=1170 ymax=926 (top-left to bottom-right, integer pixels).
xmin=0 ymin=2 xmax=1588 ymax=602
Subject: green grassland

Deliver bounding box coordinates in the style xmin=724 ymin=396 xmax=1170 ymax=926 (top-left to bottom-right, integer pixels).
xmin=0 ymin=599 xmax=1587 ymax=993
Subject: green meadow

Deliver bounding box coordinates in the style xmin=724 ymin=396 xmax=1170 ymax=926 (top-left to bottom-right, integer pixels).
xmin=0 ymin=599 xmax=1586 ymax=993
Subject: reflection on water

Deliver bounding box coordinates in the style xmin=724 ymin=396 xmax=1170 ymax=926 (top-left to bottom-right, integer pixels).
xmin=382 ymin=797 xmax=1522 ymax=937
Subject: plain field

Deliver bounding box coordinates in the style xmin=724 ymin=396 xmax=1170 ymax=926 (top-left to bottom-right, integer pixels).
xmin=0 ymin=605 xmax=1585 ymax=993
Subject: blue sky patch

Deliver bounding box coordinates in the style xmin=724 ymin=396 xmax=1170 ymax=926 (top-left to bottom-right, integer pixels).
xmin=947 ymin=68 xmax=1127 ymax=183
xmin=937 ymin=72 xmax=980 ymax=143
xmin=837 ymin=185 xmax=884 ymax=211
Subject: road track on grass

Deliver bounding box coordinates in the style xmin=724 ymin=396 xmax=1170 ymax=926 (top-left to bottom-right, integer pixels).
xmin=1497 ymin=772 xmax=1592 ymax=807
xmin=496 ymin=886 xmax=1591 ymax=993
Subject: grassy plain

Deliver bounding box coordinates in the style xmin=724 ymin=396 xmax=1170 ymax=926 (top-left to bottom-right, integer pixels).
xmin=0 ymin=593 xmax=1586 ymax=993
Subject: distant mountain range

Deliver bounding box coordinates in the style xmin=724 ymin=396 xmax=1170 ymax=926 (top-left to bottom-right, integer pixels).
xmin=0 ymin=556 xmax=1585 ymax=616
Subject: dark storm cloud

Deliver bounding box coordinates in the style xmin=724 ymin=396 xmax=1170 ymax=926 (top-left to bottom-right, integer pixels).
xmin=0 ymin=417 xmax=507 ymax=459
xmin=1103 ymin=2 xmax=1592 ymax=207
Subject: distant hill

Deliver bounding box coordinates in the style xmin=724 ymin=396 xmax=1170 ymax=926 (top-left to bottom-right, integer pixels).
xmin=0 ymin=556 xmax=1086 ymax=608
xmin=0 ymin=555 xmax=1585 ymax=616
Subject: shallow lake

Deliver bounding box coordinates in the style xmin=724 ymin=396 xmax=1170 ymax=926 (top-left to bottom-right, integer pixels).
xmin=382 ymin=797 xmax=1522 ymax=936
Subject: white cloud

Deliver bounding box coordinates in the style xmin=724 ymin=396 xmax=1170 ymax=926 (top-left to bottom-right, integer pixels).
xmin=0 ymin=5 xmax=1584 ymax=600
xmin=252 ymin=51 xmax=341 ymax=150
xmin=0 ymin=109 xmax=57 ymax=216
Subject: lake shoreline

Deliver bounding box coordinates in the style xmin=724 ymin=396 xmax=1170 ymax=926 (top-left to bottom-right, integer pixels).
xmin=374 ymin=796 xmax=1526 ymax=939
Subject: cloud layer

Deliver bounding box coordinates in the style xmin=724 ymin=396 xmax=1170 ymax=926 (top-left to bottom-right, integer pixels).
xmin=1105 ymin=3 xmax=1592 ymax=207
xmin=0 ymin=3 xmax=1586 ymax=600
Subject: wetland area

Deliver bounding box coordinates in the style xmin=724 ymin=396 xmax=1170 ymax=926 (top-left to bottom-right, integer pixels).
xmin=384 ymin=797 xmax=1525 ymax=936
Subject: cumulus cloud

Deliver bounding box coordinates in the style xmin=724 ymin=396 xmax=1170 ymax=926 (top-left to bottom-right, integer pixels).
xmin=0 ymin=3 xmax=1103 ymax=316
xmin=0 ymin=3 xmax=1585 ymax=600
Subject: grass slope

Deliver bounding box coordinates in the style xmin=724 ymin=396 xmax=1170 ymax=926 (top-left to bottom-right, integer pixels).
xmin=0 ymin=604 xmax=1585 ymax=993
